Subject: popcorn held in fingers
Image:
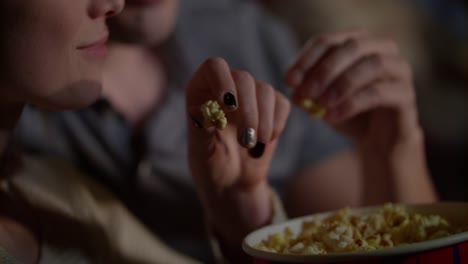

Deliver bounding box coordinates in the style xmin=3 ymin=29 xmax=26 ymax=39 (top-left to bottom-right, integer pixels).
xmin=201 ymin=100 xmax=228 ymax=130
xmin=300 ymin=98 xmax=326 ymax=119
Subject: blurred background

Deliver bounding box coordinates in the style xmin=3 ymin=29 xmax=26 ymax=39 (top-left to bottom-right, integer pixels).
xmin=257 ymin=0 xmax=467 ymax=201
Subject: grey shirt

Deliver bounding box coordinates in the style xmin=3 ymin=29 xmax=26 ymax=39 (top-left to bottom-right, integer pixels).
xmin=16 ymin=0 xmax=348 ymax=262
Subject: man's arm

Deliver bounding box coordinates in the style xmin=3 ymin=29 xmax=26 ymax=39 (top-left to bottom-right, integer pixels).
xmin=282 ymin=30 xmax=439 ymax=217
xmin=284 ymin=150 xmax=362 ymax=217
xmin=284 ymin=145 xmax=437 ymax=218
xmin=359 ymin=128 xmax=437 ymax=205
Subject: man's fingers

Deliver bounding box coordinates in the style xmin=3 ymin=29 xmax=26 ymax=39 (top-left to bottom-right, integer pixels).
xmin=324 ymin=81 xmax=414 ymax=124
xmin=285 ymin=29 xmax=369 ymax=88
xmin=295 ymin=38 xmax=400 ymax=100
xmin=318 ymin=54 xmax=412 ymax=108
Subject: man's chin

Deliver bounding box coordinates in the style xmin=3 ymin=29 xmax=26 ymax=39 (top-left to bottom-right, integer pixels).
xmin=110 ymin=26 xmax=173 ymax=47
xmin=135 ymin=33 xmax=171 ymax=48
xmin=108 ymin=13 xmax=176 ymax=47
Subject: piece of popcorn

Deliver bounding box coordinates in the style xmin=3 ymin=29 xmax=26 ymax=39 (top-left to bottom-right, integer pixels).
xmin=300 ymin=98 xmax=326 ymax=118
xmin=289 ymin=242 xmax=305 ymax=253
xmin=200 ymin=100 xmax=227 ymax=129
xmin=303 ymin=244 xmax=326 ymax=254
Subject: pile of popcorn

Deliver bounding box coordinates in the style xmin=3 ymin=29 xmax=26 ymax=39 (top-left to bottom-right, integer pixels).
xmin=256 ymin=204 xmax=466 ymax=254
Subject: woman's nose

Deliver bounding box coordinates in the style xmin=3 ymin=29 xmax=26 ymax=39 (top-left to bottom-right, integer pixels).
xmin=89 ymin=0 xmax=124 ymax=19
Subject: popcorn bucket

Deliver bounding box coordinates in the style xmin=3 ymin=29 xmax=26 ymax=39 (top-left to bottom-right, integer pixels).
xmin=243 ymin=203 xmax=468 ymax=264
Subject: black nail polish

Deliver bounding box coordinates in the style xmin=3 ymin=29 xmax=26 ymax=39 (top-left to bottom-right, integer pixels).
xmin=190 ymin=116 xmax=203 ymax=128
xmin=223 ymin=92 xmax=237 ymax=108
xmin=249 ymin=142 xmax=265 ymax=159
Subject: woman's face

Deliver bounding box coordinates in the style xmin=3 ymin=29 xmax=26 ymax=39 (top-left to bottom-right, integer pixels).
xmin=0 ymin=0 xmax=124 ymax=110
xmin=109 ymin=0 xmax=179 ymax=46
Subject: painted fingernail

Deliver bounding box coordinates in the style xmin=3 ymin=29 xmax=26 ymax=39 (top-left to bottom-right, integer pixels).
xmin=190 ymin=115 xmax=203 ymax=128
xmin=223 ymin=92 xmax=237 ymax=109
xmin=249 ymin=142 xmax=266 ymax=159
xmin=241 ymin=128 xmax=256 ymax=148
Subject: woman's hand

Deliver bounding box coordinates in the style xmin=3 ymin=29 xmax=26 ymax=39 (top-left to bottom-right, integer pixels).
xmin=185 ymin=57 xmax=290 ymax=259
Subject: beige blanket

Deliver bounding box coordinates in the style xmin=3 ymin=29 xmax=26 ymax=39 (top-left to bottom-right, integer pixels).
xmin=6 ymin=156 xmax=200 ymax=264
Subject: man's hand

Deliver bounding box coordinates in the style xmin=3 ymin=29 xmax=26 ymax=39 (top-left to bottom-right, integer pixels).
xmin=286 ymin=30 xmax=421 ymax=151
xmin=285 ymin=30 xmax=436 ymax=204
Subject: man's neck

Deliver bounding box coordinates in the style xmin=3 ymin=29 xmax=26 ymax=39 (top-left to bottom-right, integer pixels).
xmin=102 ymin=43 xmax=169 ymax=128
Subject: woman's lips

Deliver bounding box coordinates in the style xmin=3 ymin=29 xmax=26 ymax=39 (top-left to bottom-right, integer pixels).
xmin=77 ymin=35 xmax=109 ymax=59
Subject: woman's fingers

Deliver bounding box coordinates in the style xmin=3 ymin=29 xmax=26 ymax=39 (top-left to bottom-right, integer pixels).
xmin=186 ymin=57 xmax=238 ymax=113
xmin=272 ymin=91 xmax=291 ymax=141
xmin=254 ymin=81 xmax=275 ymax=145
xmin=186 ymin=57 xmax=290 ymax=152
xmin=249 ymin=81 xmax=291 ymax=158
xmin=205 ymin=58 xmax=239 ymax=111
xmin=230 ymin=70 xmax=259 ymax=148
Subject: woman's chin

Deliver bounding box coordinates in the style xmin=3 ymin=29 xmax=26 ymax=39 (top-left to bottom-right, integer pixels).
xmin=33 ymin=81 xmax=103 ymax=111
